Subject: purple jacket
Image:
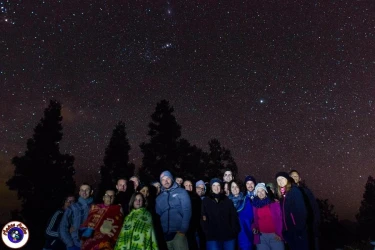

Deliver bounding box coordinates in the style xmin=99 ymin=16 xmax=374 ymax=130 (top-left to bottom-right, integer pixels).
xmin=252 ymin=202 xmax=283 ymax=244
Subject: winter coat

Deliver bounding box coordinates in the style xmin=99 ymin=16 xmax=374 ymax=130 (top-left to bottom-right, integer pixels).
xmin=252 ymin=202 xmax=283 ymax=245
xmin=236 ymin=196 xmax=254 ymax=250
xmin=59 ymin=197 xmax=93 ymax=248
xmin=201 ymin=193 xmax=241 ymax=242
xmin=43 ymin=209 xmax=66 ymax=250
xmin=156 ymin=182 xmax=192 ymax=234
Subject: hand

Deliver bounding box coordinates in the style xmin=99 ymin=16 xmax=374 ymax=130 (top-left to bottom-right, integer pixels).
xmin=252 ymin=228 xmax=258 ymax=234
xmin=69 ymin=226 xmax=75 ymax=233
xmin=274 ymin=235 xmax=282 ymax=241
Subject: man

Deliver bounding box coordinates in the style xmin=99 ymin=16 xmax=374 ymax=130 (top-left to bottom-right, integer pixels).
xmin=289 ymin=169 xmax=321 ymax=250
xmin=129 ymin=176 xmax=140 ymax=190
xmin=223 ymin=170 xmax=234 ymax=183
xmin=156 ymin=170 xmax=192 ymax=250
xmin=114 ymin=177 xmax=132 ymax=215
xmin=80 ymin=189 xmax=123 ymax=250
xmin=244 ymin=175 xmax=257 ymax=200
xmin=175 ymin=176 xmax=184 ymax=186
xmin=195 ymin=180 xmax=206 ymax=200
xmin=43 ymin=195 xmax=75 ymax=250
xmin=59 ymin=183 xmax=94 ymax=250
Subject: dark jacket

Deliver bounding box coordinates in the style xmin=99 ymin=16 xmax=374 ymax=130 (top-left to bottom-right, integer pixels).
xmin=201 ymin=193 xmax=241 ymax=242
xmin=43 ymin=209 xmax=66 ymax=250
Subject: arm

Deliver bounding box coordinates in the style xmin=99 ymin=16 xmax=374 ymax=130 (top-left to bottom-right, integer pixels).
xmin=229 ymin=200 xmax=241 ymax=235
xmin=59 ymin=208 xmax=74 ymax=247
xmin=45 ymin=210 xmax=62 ymax=237
xmin=179 ymin=189 xmax=192 ymax=233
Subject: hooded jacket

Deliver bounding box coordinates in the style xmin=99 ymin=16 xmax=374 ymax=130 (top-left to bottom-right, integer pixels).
xmin=156 ymin=182 xmax=192 ymax=234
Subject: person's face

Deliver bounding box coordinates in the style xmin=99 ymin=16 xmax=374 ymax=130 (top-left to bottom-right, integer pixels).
xmin=161 ymin=176 xmax=173 ymax=189
xmin=79 ymin=184 xmax=92 ymax=199
xmin=277 ymin=177 xmax=288 ymax=188
xmin=140 ymin=186 xmax=149 ymax=198
xmin=103 ymin=190 xmax=115 ymax=206
xmin=223 ymin=183 xmax=229 ymax=196
xmin=196 ymin=185 xmax=205 ymax=197
xmin=211 ymin=183 xmax=221 ymax=194
xmin=223 ymin=171 xmax=233 ymax=182
xmin=116 ymin=179 xmax=127 ymax=192
xmin=153 ymin=183 xmax=161 ymax=195
xmin=183 ymin=181 xmax=193 ymax=191
xmin=175 ymin=178 xmax=183 ymax=186
xmin=290 ymin=172 xmax=300 ymax=184
xmin=246 ymin=181 xmax=255 ymax=192
xmin=133 ymin=194 xmax=144 ymax=209
xmin=64 ymin=196 xmax=75 ymax=210
xmin=257 ymin=189 xmax=267 ymax=200
xmin=230 ymin=182 xmax=240 ymax=196
xmin=130 ymin=177 xmax=139 ymax=189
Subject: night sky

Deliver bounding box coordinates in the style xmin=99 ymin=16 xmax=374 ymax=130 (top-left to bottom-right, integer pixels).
xmin=1 ymin=1 xmax=374 ymax=221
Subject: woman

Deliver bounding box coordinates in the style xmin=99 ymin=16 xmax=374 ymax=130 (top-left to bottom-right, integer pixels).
xmin=201 ymin=178 xmax=240 ymax=250
xmin=114 ymin=193 xmax=159 ymax=250
xmin=228 ymin=180 xmax=254 ymax=250
xmin=275 ymin=172 xmax=308 ymax=250
xmin=252 ymin=183 xmax=284 ymax=250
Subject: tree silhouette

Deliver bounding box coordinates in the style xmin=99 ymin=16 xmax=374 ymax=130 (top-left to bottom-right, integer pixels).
xmin=202 ymin=139 xmax=238 ymax=180
xmin=98 ymin=121 xmax=134 ymax=198
xmin=139 ymin=100 xmax=182 ymax=181
xmin=176 ymin=138 xmax=206 ymax=181
xmin=6 ymin=100 xmax=75 ymax=249
xmin=356 ymin=175 xmax=375 ymax=241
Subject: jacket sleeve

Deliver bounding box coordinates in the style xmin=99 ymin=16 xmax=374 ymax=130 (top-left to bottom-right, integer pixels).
xmin=179 ymin=189 xmax=192 ymax=233
xmin=251 ymin=206 xmax=259 ymax=230
xmin=59 ymin=208 xmax=74 ymax=247
xmin=45 ymin=210 xmax=62 ymax=237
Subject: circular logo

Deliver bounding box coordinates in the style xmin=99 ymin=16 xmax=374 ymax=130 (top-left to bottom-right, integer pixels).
xmin=1 ymin=221 xmax=29 ymax=249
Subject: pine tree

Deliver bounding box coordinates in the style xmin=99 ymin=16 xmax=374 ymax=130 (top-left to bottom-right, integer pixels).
xmin=6 ymin=100 xmax=75 ymax=248
xmin=139 ymin=100 xmax=182 ymax=181
xmin=98 ymin=121 xmax=134 ymax=197
xmin=202 ymin=139 xmax=238 ymax=180
xmin=176 ymin=138 xmax=205 ymax=181
xmin=356 ymin=175 xmax=375 ymax=240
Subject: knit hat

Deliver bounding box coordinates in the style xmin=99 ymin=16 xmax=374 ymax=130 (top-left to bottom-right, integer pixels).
xmin=244 ymin=175 xmax=257 ymax=185
xmin=210 ymin=178 xmax=222 ymax=187
xmin=254 ymin=183 xmax=268 ymax=196
xmin=160 ymin=170 xmax=174 ymax=182
xmin=275 ymin=171 xmax=290 ymax=181
xmin=196 ymin=180 xmax=205 ymax=187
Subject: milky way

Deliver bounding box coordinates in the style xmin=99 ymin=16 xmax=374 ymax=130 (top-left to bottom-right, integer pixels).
xmin=1 ymin=1 xmax=374 ymax=220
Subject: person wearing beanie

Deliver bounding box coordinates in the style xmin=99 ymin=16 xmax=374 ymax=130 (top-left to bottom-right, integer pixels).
xmin=195 ymin=180 xmax=206 ymax=200
xmin=201 ymin=178 xmax=240 ymax=249
xmin=275 ymin=172 xmax=309 ymax=250
xmin=156 ymin=170 xmax=191 ymax=250
xmin=244 ymin=175 xmax=257 ymax=201
xmin=252 ymin=183 xmax=284 ymax=250
xmin=228 ymin=180 xmax=254 ymax=250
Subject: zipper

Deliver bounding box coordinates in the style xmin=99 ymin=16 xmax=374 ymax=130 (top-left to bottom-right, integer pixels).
xmin=290 ymin=213 xmax=296 ymax=225
xmin=282 ymin=195 xmax=288 ymax=231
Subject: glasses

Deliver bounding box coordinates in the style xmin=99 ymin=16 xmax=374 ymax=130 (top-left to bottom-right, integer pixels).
xmin=104 ymin=194 xmax=115 ymax=199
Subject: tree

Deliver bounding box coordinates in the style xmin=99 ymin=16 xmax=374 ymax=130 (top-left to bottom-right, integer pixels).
xmin=98 ymin=121 xmax=134 ymax=198
xmin=202 ymin=139 xmax=238 ymax=180
xmin=6 ymin=100 xmax=75 ymax=249
xmin=176 ymin=138 xmax=206 ymax=181
xmin=356 ymin=175 xmax=375 ymax=240
xmin=139 ymin=100 xmax=182 ymax=181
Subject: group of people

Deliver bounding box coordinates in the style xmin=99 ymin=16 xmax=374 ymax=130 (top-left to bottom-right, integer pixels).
xmin=42 ymin=169 xmax=320 ymax=250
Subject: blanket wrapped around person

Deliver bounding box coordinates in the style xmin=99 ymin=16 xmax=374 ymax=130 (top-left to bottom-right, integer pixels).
xmin=114 ymin=207 xmax=159 ymax=250
xmin=80 ymin=204 xmax=123 ymax=250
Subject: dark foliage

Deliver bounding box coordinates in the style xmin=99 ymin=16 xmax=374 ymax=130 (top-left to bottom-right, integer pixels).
xmin=356 ymin=175 xmax=375 ymax=241
xmin=6 ymin=100 xmax=75 ymax=249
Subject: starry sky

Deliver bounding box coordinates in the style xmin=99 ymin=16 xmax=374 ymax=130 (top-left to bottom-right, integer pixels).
xmin=1 ymin=1 xmax=374 ymax=221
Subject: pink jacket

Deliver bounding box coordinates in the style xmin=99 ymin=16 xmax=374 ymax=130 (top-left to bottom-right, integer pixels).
xmin=252 ymin=202 xmax=283 ymax=244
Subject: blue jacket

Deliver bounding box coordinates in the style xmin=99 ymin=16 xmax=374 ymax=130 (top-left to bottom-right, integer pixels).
xmin=237 ymin=196 xmax=254 ymax=250
xmin=156 ymin=182 xmax=192 ymax=234
xmin=59 ymin=197 xmax=93 ymax=247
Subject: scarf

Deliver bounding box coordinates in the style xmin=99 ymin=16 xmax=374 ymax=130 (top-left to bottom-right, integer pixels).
xmin=252 ymin=196 xmax=272 ymax=208
xmin=229 ymin=192 xmax=245 ymax=211
xmin=79 ymin=196 xmax=94 ymax=205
